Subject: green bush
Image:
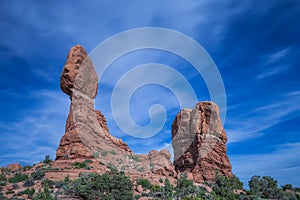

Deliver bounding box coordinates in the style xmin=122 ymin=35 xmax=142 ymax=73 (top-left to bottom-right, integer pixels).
xmin=282 ymin=183 xmax=293 ymax=191
xmin=128 ymin=155 xmax=140 ymax=162
xmin=116 ymin=158 xmax=123 ymax=164
xmin=175 ymin=173 xmax=196 ymax=198
xmin=65 ymin=169 xmax=133 ymax=200
xmin=31 ymin=170 xmax=45 ymax=180
xmin=43 ymin=155 xmax=52 ymax=165
xmin=22 ymin=165 xmax=31 ymax=171
xmin=23 ymin=179 xmax=34 ymax=187
xmin=110 ymin=150 xmax=117 ymax=155
xmin=248 ymin=175 xmax=283 ymax=199
xmin=54 ymin=180 xmax=65 ymax=188
xmin=0 ymin=174 xmax=6 ymax=186
xmin=137 ymin=167 xmax=145 ymax=172
xmin=136 ymin=178 xmax=151 ymax=190
xmin=8 ymin=173 xmax=29 ymax=183
xmin=93 ymin=152 xmax=99 ymax=158
xmin=101 ymin=150 xmax=108 ymax=157
xmin=73 ymin=161 xmax=87 ymax=169
xmin=34 ymin=186 xmax=53 ymax=200
xmin=12 ymin=183 xmax=19 ymax=189
xmin=18 ymin=188 xmax=35 ymax=198
xmin=212 ymin=173 xmax=243 ymax=200
xmin=6 ymin=190 xmax=15 ymax=194
xmin=162 ymin=178 xmax=174 ymax=198
xmin=107 ymin=162 xmax=117 ymax=171
xmin=150 ymin=184 xmax=161 ymax=192
xmin=248 ymin=175 xmax=261 ymax=195
xmin=42 ymin=179 xmax=55 ymax=188
xmin=149 ymin=162 xmax=154 ymax=170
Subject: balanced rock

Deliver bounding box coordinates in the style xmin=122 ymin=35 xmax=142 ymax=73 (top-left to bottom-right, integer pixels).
xmin=56 ymin=45 xmax=131 ymax=160
xmin=172 ymin=101 xmax=233 ymax=183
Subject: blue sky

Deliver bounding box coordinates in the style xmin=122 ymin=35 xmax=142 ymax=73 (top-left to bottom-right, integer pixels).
xmin=0 ymin=0 xmax=299 ymax=187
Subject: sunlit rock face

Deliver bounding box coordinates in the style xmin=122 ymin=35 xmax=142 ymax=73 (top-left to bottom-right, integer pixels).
xmin=56 ymin=45 xmax=131 ymax=160
xmin=172 ymin=101 xmax=233 ymax=183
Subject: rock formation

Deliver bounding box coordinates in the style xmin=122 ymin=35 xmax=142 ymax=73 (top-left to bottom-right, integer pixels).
xmin=56 ymin=45 xmax=131 ymax=160
xmin=172 ymin=101 xmax=233 ymax=183
xmin=56 ymin=44 xmax=231 ymax=183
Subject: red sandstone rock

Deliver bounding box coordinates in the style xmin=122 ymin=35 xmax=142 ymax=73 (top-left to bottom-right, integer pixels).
xmin=56 ymin=45 xmax=132 ymax=161
xmin=95 ymin=110 xmax=132 ymax=153
xmin=60 ymin=45 xmax=97 ymax=98
xmin=7 ymin=163 xmax=22 ymax=171
xmin=172 ymin=101 xmax=233 ymax=183
xmin=136 ymin=185 xmax=143 ymax=193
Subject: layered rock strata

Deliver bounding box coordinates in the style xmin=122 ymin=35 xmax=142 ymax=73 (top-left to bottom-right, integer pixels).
xmin=172 ymin=102 xmax=233 ymax=182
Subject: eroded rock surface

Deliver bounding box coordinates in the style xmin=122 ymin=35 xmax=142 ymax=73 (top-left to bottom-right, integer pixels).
xmin=172 ymin=102 xmax=233 ymax=183
xmin=56 ymin=45 xmax=131 ymax=160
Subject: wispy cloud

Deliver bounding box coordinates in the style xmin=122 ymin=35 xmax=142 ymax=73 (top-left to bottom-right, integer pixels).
xmin=231 ymin=142 xmax=300 ymax=187
xmin=256 ymin=48 xmax=291 ymax=79
xmin=226 ymin=91 xmax=300 ymax=143
xmin=0 ymin=90 xmax=69 ymax=166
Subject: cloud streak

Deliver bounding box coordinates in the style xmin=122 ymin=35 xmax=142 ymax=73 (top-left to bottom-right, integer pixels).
xmin=0 ymin=90 xmax=69 ymax=166
xmin=231 ymin=142 xmax=300 ymax=188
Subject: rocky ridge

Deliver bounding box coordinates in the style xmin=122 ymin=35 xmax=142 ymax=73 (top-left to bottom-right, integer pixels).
xmin=56 ymin=45 xmax=176 ymax=178
xmin=0 ymin=45 xmax=233 ymax=199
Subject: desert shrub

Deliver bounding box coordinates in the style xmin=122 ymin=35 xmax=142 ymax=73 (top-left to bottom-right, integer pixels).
xmin=137 ymin=167 xmax=144 ymax=172
xmin=31 ymin=170 xmax=45 ymax=180
xmin=260 ymin=176 xmax=278 ymax=198
xmin=116 ymin=158 xmax=123 ymax=164
xmin=17 ymin=188 xmax=35 ymax=198
xmin=23 ymin=179 xmax=34 ymax=187
xmin=64 ymin=175 xmax=70 ymax=183
xmin=65 ymin=169 xmax=133 ymax=200
xmin=136 ymin=178 xmax=151 ymax=190
xmin=22 ymin=165 xmax=31 ymax=171
xmin=42 ymin=179 xmax=55 ymax=188
xmin=128 ymin=155 xmax=140 ymax=162
xmin=54 ymin=180 xmax=64 ymax=189
xmin=161 ymin=178 xmax=174 ymax=198
xmin=150 ymin=184 xmax=161 ymax=192
xmin=101 ymin=150 xmax=107 ymax=157
xmin=85 ymin=166 xmax=92 ymax=170
xmin=212 ymin=173 xmax=243 ymax=200
xmin=6 ymin=190 xmax=15 ymax=194
xmin=8 ymin=173 xmax=29 ymax=183
xmin=34 ymin=186 xmax=53 ymax=200
xmin=12 ymin=183 xmax=19 ymax=189
xmin=110 ymin=150 xmax=117 ymax=155
xmin=248 ymin=175 xmax=283 ymax=199
xmin=106 ymin=162 xmax=117 ymax=170
xmin=93 ymin=152 xmax=99 ymax=158
xmin=72 ymin=161 xmax=87 ymax=169
xmin=175 ymin=173 xmax=196 ymax=198
xmin=43 ymin=155 xmax=52 ymax=165
xmin=149 ymin=162 xmax=154 ymax=170
xmin=282 ymin=183 xmax=293 ymax=191
xmin=0 ymin=193 xmax=4 ymax=200
xmin=248 ymin=175 xmax=261 ymax=196
xmin=0 ymin=174 xmax=6 ymax=186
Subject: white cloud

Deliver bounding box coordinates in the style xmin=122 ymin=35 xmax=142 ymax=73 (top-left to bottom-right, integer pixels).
xmin=230 ymin=142 xmax=300 ymax=187
xmin=226 ymin=91 xmax=300 ymax=143
xmin=257 ymin=48 xmax=291 ymax=79
xmin=0 ymin=90 xmax=69 ymax=166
